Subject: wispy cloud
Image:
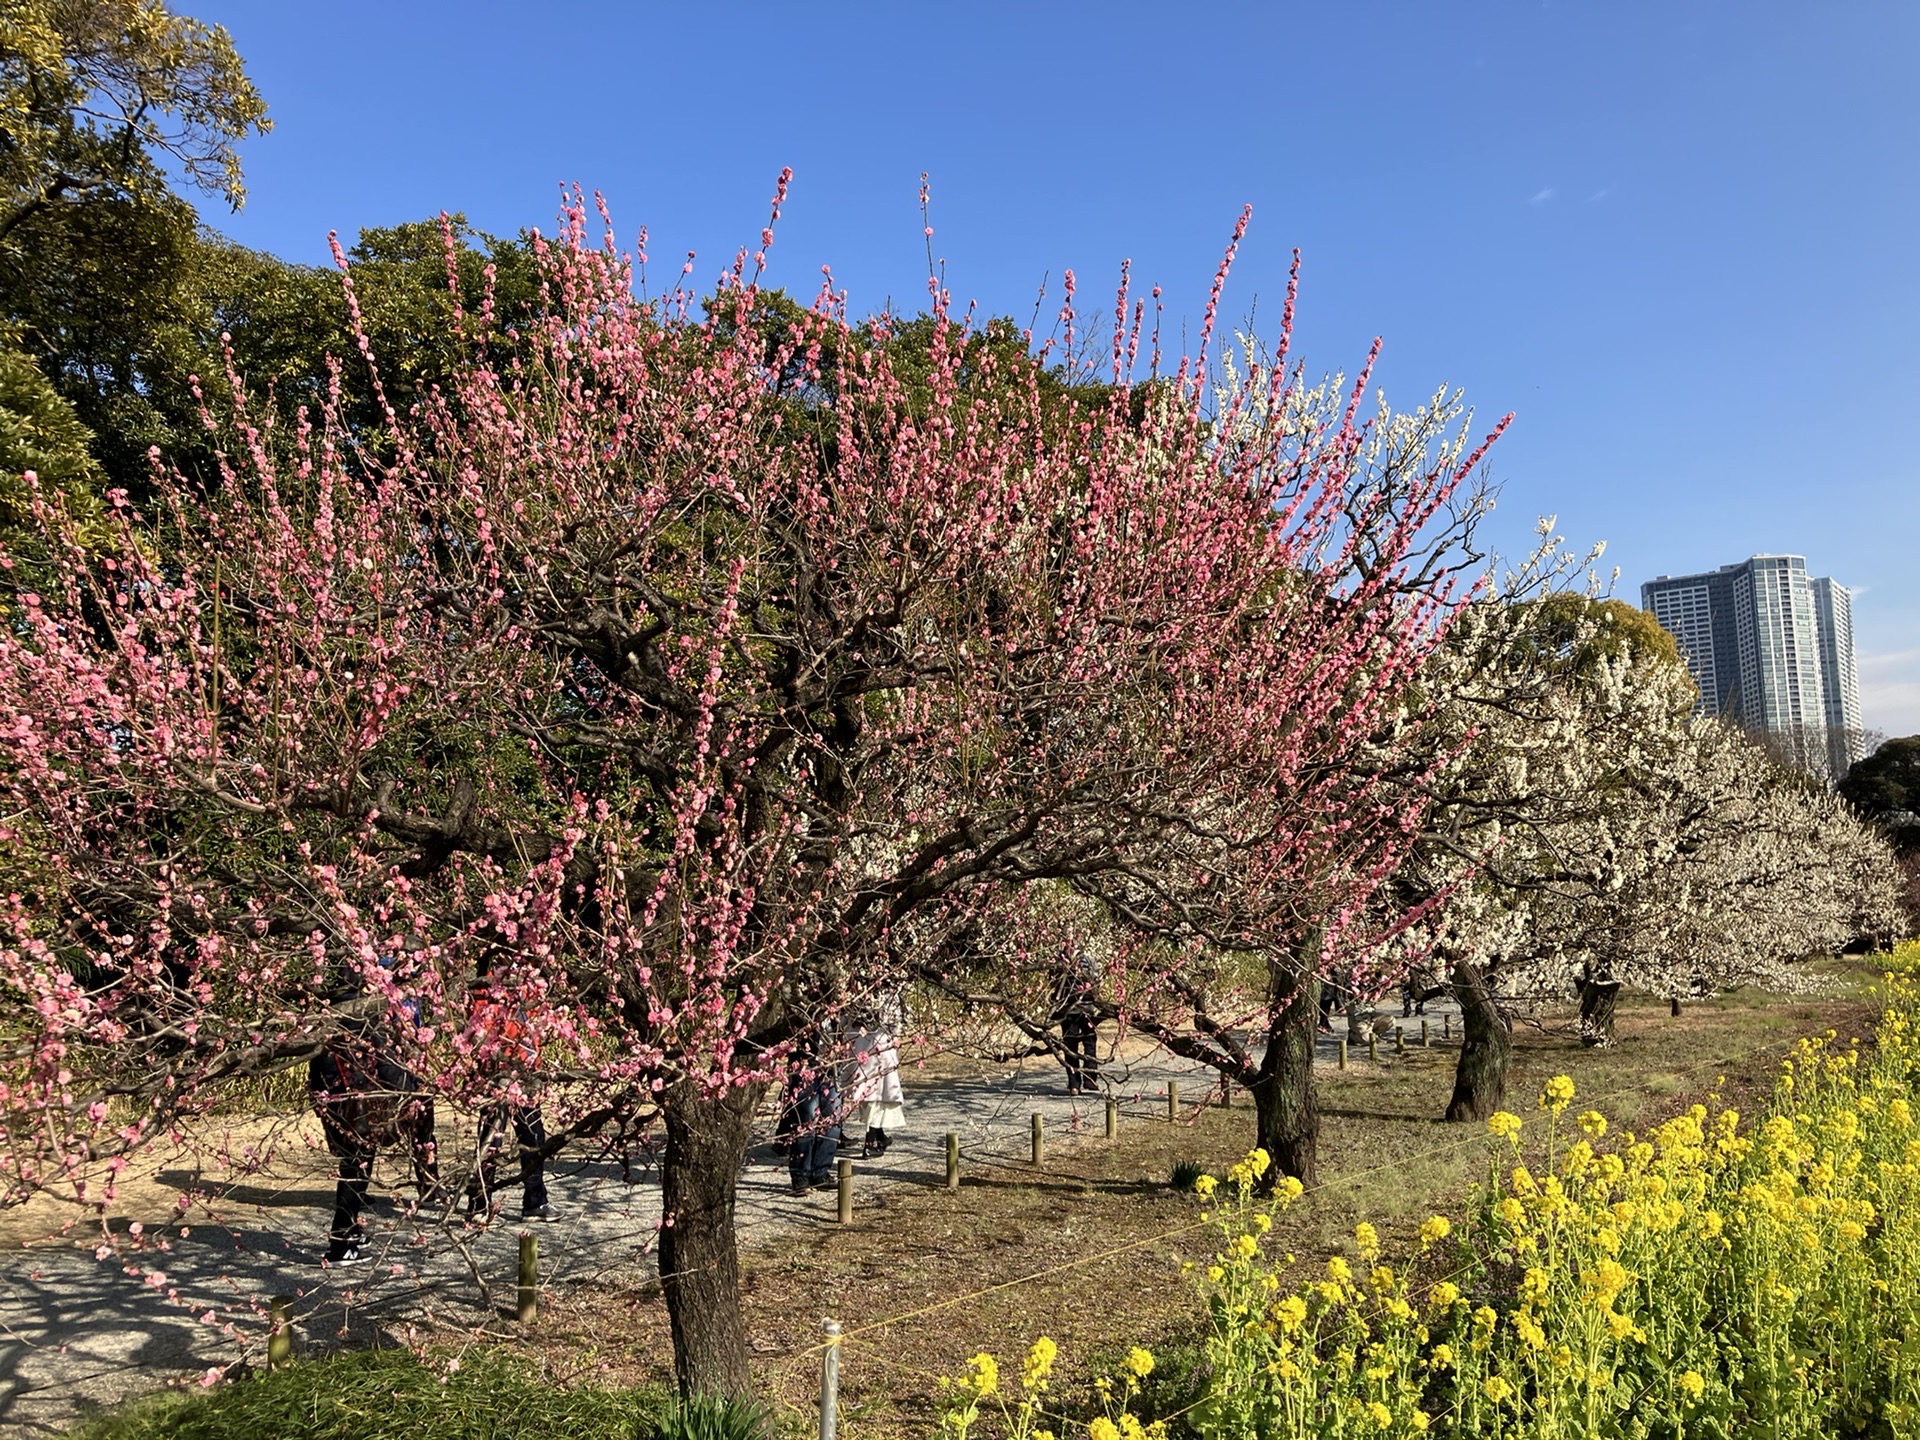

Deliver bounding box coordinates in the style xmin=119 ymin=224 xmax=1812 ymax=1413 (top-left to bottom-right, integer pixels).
xmin=1587 ymin=186 xmax=1613 ymax=203
xmin=1858 ymin=649 xmax=1920 ymax=737
xmin=1528 ymin=188 xmax=1556 ymax=205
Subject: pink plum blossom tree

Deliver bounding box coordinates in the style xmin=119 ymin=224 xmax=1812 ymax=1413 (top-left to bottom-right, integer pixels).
xmin=0 ymin=183 xmax=1498 ymax=1392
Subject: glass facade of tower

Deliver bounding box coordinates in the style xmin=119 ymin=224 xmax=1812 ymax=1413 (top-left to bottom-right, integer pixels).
xmin=1731 ymin=556 xmax=1825 ymax=730
xmin=1811 ymin=576 xmax=1865 ymax=768
xmin=1640 ymin=556 xmax=1860 ymax=774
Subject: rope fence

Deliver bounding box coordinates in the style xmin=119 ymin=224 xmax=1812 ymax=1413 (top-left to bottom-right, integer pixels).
xmin=2 ymin=1003 xmax=1819 ymax=1414
xmin=777 ymin=1023 xmax=1809 ymax=1369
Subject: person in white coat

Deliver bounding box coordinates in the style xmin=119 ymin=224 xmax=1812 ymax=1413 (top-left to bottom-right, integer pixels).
xmin=840 ymin=993 xmax=907 ymax=1157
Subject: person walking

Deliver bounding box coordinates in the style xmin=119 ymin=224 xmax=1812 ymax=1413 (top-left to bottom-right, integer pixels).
xmin=308 ymin=1017 xmax=440 ymax=1266
xmin=1052 ymin=950 xmax=1102 ymax=1095
xmin=779 ymin=1026 xmax=841 ymax=1194
xmin=464 ymin=972 xmax=556 ymax=1223
xmin=840 ymin=993 xmax=907 ymax=1157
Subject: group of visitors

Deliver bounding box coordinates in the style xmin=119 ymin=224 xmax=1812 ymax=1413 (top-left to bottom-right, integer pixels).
xmin=777 ymin=951 xmax=1108 ymax=1191
xmin=308 ymin=950 xmax=1108 ymax=1261
xmin=306 ymin=968 xmax=554 ymax=1267
xmin=778 ymin=993 xmax=910 ymax=1194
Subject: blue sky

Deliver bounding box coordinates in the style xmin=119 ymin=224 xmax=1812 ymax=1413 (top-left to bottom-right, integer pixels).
xmin=200 ymin=1 xmax=1920 ymax=731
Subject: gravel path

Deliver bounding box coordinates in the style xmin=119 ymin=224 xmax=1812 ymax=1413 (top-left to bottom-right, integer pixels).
xmin=0 ymin=1003 xmax=1459 ymax=1436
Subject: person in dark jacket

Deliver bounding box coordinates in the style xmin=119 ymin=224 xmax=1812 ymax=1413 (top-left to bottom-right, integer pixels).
xmin=778 ymin=1026 xmax=842 ymax=1195
xmin=308 ymin=1023 xmax=440 ymax=1266
xmin=1052 ymin=950 xmax=1102 ymax=1095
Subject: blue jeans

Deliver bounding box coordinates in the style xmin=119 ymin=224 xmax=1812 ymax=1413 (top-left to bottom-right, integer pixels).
xmin=784 ymin=1082 xmax=841 ymax=1186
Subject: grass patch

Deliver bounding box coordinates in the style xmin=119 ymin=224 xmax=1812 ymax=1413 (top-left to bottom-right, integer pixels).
xmin=64 ymin=1346 xmax=670 ymax=1440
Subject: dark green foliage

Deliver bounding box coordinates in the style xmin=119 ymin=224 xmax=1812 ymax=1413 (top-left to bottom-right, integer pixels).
xmin=1169 ymin=1160 xmax=1210 ymax=1193
xmin=654 ymin=1392 xmax=772 ymax=1440
xmin=62 ymin=1346 xmax=671 ymax=1440
xmin=0 ymin=343 xmax=105 ymax=553
xmin=1841 ymin=736 xmax=1920 ymax=851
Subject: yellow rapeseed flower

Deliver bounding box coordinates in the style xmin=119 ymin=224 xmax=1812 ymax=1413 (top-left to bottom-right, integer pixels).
xmin=1483 ymin=1375 xmax=1513 ymax=1404
xmin=1677 ymin=1370 xmax=1706 ymax=1401
xmin=965 ymin=1353 xmax=999 ymax=1396
xmin=1418 ymin=1215 xmax=1452 ymax=1246
xmin=1540 ymin=1074 xmax=1576 ymax=1116
xmin=1089 ymin=1419 xmax=1121 ymax=1440
xmin=1487 ymin=1111 xmax=1523 ymax=1141
xmin=1123 ymin=1346 xmax=1154 ymax=1378
xmin=1023 ymin=1336 xmax=1057 ymax=1390
xmin=1365 ymin=1400 xmax=1393 ymax=1429
xmin=1192 ymin=1174 xmax=1218 ymax=1200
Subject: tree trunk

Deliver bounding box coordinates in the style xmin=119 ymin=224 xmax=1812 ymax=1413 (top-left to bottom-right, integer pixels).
xmin=658 ymin=1078 xmax=766 ymax=1398
xmin=1579 ymin=979 xmax=1621 ymax=1047
xmin=1252 ymin=968 xmax=1319 ymax=1188
xmin=1445 ymin=959 xmax=1511 ymax=1123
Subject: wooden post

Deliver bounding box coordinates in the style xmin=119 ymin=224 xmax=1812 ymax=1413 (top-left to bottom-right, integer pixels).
xmin=1031 ymin=1112 xmax=1044 ymax=1165
xmin=1395 ymin=1026 xmax=1406 ymax=1055
xmin=1368 ymin=1034 xmax=1378 ymax=1063
xmin=517 ymin=1233 xmax=538 ymax=1323
xmin=1217 ymin=1082 xmax=1232 ymax=1108
xmin=1671 ymin=996 xmax=1682 ymax=1017
xmin=836 ymin=1158 xmax=853 ymax=1224
xmin=1421 ymin=1018 xmax=1430 ymax=1047
xmin=1167 ymin=1079 xmax=1179 ymax=1119
xmin=1444 ymin=1013 xmax=1452 ymax=1042
xmin=819 ymin=1317 xmax=842 ymax=1440
xmin=1337 ymin=1039 xmax=1347 ymax=1070
xmin=945 ymin=1132 xmax=959 ymax=1190
xmin=1105 ymin=1097 xmax=1117 ymax=1140
xmin=267 ymin=1295 xmax=294 ymax=1369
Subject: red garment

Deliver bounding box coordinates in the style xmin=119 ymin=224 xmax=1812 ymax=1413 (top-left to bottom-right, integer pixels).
xmin=468 ymin=990 xmax=540 ymax=1066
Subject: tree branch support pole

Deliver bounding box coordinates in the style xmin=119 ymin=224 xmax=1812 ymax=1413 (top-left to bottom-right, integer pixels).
xmin=945 ymin=1132 xmax=959 ymax=1189
xmin=836 ymin=1158 xmax=852 ymax=1224
xmin=1338 ymin=1039 xmax=1347 ymax=1070
xmin=517 ymin=1233 xmax=538 ymax=1323
xmin=818 ymin=1318 xmax=842 ymax=1440
xmin=1031 ymin=1112 xmax=1044 ymax=1165
xmin=1105 ymin=1097 xmax=1117 ymax=1140
xmin=1167 ymin=1080 xmax=1178 ymax=1120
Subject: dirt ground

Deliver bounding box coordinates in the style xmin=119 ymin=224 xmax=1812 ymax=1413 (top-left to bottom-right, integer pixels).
xmin=514 ymin=978 xmax=1878 ymax=1438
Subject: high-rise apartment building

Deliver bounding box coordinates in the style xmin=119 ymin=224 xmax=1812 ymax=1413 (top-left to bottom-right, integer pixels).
xmin=1640 ymin=555 xmax=1865 ymax=773
xmin=1811 ymin=576 xmax=1865 ymax=769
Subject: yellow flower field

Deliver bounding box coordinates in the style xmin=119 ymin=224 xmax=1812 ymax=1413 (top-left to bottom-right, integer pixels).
xmin=941 ymin=945 xmax=1920 ymax=1438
